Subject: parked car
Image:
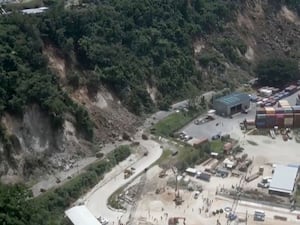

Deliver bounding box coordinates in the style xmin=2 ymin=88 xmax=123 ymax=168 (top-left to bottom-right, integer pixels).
xmin=211 ymin=133 xmax=221 ymax=140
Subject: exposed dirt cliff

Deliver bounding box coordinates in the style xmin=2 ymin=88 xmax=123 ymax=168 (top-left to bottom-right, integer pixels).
xmin=0 ymin=0 xmax=299 ymax=183
xmin=195 ymin=1 xmax=300 ymax=90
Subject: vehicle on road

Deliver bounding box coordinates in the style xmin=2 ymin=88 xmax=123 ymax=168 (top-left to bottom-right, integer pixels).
xmin=98 ymin=216 xmax=109 ymax=225
xmin=194 ymin=191 xmax=200 ymax=199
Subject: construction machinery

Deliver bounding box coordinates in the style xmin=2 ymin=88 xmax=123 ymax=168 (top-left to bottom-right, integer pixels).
xmin=245 ymin=172 xmax=259 ymax=182
xmin=155 ymin=187 xmax=165 ymax=194
xmin=171 ymin=167 xmax=184 ymax=205
xmin=159 ymin=169 xmax=167 ymax=178
xmin=124 ymin=169 xmax=133 ymax=179
xmin=227 ymin=174 xmax=248 ymax=225
xmin=168 ymin=217 xmax=186 ymax=225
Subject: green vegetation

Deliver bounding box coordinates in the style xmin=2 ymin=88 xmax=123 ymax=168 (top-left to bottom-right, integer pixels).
xmin=0 ymin=145 xmax=131 ymax=225
xmin=175 ymin=144 xmax=209 ymax=171
xmin=152 ymin=110 xmax=199 ymax=137
xmin=108 ymin=187 xmax=125 ymax=210
xmin=36 ymin=0 xmax=235 ymax=114
xmin=0 ymin=14 xmax=93 ymax=140
xmin=256 ymin=57 xmax=299 ymax=87
xmin=209 ymin=139 xmax=224 ymax=153
xmin=213 ymin=37 xmax=247 ymax=64
xmin=157 ymin=149 xmax=173 ymax=166
xmin=283 ymin=0 xmax=300 ymax=13
xmin=247 ymin=140 xmax=258 ymax=146
xmin=197 ymin=50 xmax=222 ymax=67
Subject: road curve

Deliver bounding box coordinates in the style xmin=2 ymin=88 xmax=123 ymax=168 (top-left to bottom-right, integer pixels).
xmin=85 ymin=139 xmax=162 ymax=224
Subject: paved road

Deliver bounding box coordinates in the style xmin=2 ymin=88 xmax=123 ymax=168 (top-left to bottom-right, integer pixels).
xmin=85 ymin=139 xmax=162 ymax=224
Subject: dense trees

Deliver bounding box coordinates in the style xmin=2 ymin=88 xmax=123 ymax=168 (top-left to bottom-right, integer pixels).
xmin=38 ymin=0 xmax=235 ymax=113
xmin=0 ymin=14 xmax=93 ymax=137
xmin=256 ymin=58 xmax=299 ymax=87
xmin=0 ymin=146 xmax=131 ymax=225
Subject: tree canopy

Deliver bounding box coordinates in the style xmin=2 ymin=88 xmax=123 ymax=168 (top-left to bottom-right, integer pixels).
xmin=255 ymin=58 xmax=299 ymax=87
xmin=38 ymin=0 xmax=235 ymax=113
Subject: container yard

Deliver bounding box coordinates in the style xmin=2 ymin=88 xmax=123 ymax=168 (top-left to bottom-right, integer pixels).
xmin=256 ymin=104 xmax=300 ymax=129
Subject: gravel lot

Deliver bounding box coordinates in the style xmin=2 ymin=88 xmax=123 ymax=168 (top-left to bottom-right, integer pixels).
xmin=180 ymin=90 xmax=300 ymax=141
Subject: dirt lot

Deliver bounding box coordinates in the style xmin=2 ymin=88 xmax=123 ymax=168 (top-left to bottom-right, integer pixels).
xmin=133 ymin=165 xmax=300 ymax=225
xmin=130 ymin=126 xmax=300 ymax=225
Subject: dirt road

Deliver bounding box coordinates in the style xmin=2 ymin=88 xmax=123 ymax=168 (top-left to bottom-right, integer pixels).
xmin=85 ymin=139 xmax=162 ymax=224
xmin=31 ymin=140 xmax=131 ymax=197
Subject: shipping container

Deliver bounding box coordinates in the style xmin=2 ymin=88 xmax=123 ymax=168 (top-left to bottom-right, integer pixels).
xmin=256 ymin=108 xmax=266 ymax=114
xmin=275 ymin=108 xmax=284 ymax=114
xmin=292 ymin=106 xmax=300 ymax=113
xmin=293 ymin=113 xmax=300 ymax=128
xmin=274 ymin=114 xmax=284 ymax=127
xmin=284 ymin=117 xmax=293 ymax=127
xmin=266 ymin=115 xmax=276 ymax=124
xmin=278 ymin=100 xmax=290 ymax=108
xmin=283 ymin=106 xmax=293 ymax=113
xmin=265 ymin=107 xmax=275 ymax=114
xmin=256 ymin=114 xmax=266 ymax=119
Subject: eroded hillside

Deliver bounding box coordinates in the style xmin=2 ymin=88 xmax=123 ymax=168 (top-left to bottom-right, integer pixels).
xmin=194 ymin=0 xmax=300 ymax=91
xmin=0 ymin=0 xmax=299 ymax=183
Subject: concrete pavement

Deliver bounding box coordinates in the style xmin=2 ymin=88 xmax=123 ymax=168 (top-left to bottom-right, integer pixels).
xmin=85 ymin=139 xmax=163 ymax=224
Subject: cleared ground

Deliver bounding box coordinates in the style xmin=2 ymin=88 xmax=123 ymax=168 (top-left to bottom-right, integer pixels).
xmin=132 ymin=90 xmax=300 ymax=225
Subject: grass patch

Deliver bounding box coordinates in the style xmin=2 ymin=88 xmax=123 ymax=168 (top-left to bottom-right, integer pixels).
xmin=108 ymin=187 xmax=125 ymax=210
xmin=156 ymin=149 xmax=173 ymax=167
xmin=152 ymin=110 xmax=200 ymax=137
xmin=175 ymin=144 xmax=209 ymax=171
xmin=209 ymin=140 xmax=224 ymax=153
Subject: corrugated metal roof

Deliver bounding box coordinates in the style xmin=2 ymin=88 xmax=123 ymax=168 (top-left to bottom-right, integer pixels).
xmin=269 ymin=165 xmax=298 ymax=194
xmin=215 ymin=92 xmax=250 ymax=106
xmin=65 ymin=205 xmax=101 ymax=225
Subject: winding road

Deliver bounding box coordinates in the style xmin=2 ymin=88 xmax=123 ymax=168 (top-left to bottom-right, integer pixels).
xmin=84 ymin=139 xmax=162 ymax=224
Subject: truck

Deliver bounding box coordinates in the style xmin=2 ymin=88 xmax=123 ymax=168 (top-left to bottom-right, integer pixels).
xmin=245 ymin=172 xmax=260 ymax=182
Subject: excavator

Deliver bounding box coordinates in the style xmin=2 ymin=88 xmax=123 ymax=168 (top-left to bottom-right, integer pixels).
xmin=168 ymin=217 xmax=186 ymax=225
xmin=171 ymin=167 xmax=184 ymax=205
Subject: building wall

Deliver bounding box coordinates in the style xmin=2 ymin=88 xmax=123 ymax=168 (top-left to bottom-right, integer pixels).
xmin=268 ymin=189 xmax=291 ymax=197
xmin=213 ymin=101 xmax=228 ymax=116
xmin=213 ymin=98 xmax=250 ymax=117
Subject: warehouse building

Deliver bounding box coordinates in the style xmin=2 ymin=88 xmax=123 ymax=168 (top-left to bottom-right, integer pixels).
xmin=269 ymin=165 xmax=298 ymax=196
xmin=213 ymin=93 xmax=250 ymax=117
xmin=65 ymin=205 xmax=102 ymax=225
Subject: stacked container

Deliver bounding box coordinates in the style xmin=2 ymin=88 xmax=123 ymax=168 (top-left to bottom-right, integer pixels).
xmin=255 ymin=113 xmax=266 ymax=128
xmin=283 ymin=106 xmax=293 ymax=128
xmin=293 ymin=106 xmax=300 ymax=127
xmin=265 ymin=107 xmax=276 ymax=128
xmin=278 ymin=100 xmax=290 ymax=108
